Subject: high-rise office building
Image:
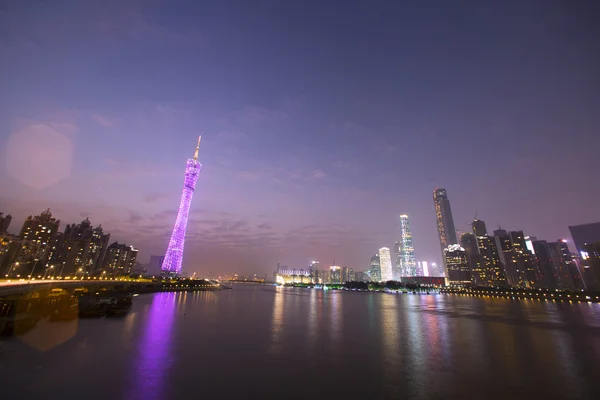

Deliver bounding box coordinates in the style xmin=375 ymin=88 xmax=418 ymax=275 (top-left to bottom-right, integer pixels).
xmin=444 ymin=244 xmax=471 ymax=286
xmin=379 ymin=247 xmax=393 ymax=282
xmin=163 ymin=137 xmax=202 ymax=275
xmin=369 ymin=254 xmax=381 ymax=282
xmin=469 ymin=218 xmax=507 ymax=287
xmin=429 ymin=262 xmax=444 ymax=277
xmin=569 ymin=222 xmax=600 ymax=255
xmin=0 ymin=213 xmax=12 ymax=233
xmin=568 ymin=223 xmax=600 ymax=290
xmin=421 ymin=261 xmax=429 ymax=276
xmin=478 ymin=235 xmax=507 ymax=287
xmin=329 ymin=266 xmax=341 ymax=284
xmin=397 ymin=214 xmax=417 ymax=279
xmin=471 ymin=218 xmax=487 ymax=237
xmin=309 ymin=260 xmax=320 ymax=283
xmin=393 ymin=241 xmax=401 ymax=279
xmin=532 ymin=240 xmax=559 ymax=289
xmin=433 ymin=189 xmax=458 ymax=247
xmin=580 ymin=242 xmax=600 ymax=290
xmin=493 ymin=229 xmax=538 ymax=288
xmin=433 ymin=188 xmax=458 ymax=276
xmin=460 ymin=232 xmax=483 ymax=285
xmin=341 ymin=266 xmax=353 ymax=282
xmin=558 ymin=239 xmax=585 ymax=291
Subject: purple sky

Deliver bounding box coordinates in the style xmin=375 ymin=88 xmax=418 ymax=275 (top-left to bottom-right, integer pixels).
xmin=1 ymin=0 xmax=599 ymax=276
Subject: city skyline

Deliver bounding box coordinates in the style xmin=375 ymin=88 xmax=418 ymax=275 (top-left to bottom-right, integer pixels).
xmin=1 ymin=1 xmax=599 ymax=275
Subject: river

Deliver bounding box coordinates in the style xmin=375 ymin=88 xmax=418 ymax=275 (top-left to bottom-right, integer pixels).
xmin=1 ymin=284 xmax=599 ymax=399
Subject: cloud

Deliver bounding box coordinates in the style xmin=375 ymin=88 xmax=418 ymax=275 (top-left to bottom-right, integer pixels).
xmin=142 ymin=193 xmax=168 ymax=203
xmin=312 ymin=170 xmax=326 ymax=179
xmin=91 ymin=113 xmax=117 ymax=128
xmin=128 ymin=211 xmax=143 ymax=223
xmin=257 ymin=223 xmax=273 ymax=230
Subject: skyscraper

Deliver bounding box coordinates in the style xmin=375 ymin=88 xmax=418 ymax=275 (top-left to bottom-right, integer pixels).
xmin=397 ymin=214 xmax=417 ymax=279
xmin=569 ymin=222 xmax=600 ymax=290
xmin=468 ymin=218 xmax=507 ymax=287
xmin=460 ymin=232 xmax=482 ymax=285
xmin=558 ymin=239 xmax=585 ymax=291
xmin=471 ymin=218 xmax=487 ymax=237
xmin=379 ymin=247 xmax=393 ymax=282
xmin=532 ymin=240 xmax=559 ymax=289
xmin=433 ymin=189 xmax=458 ymax=276
xmin=444 ymin=244 xmax=471 ymax=286
xmin=569 ymin=222 xmax=600 ymax=255
xmin=103 ymin=242 xmax=138 ymax=276
xmin=49 ymin=218 xmax=110 ymax=277
xmin=15 ymin=209 xmax=61 ymax=277
xmin=369 ymin=253 xmax=381 ymax=282
xmin=162 ymin=137 xmax=202 ymax=275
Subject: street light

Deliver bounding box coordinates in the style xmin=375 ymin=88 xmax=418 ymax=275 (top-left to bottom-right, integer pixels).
xmin=43 ymin=265 xmax=55 ymax=279
xmin=6 ymin=261 xmax=19 ymax=278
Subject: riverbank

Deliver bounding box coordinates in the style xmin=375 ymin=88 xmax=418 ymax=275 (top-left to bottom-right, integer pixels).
xmin=440 ymin=287 xmax=600 ymax=303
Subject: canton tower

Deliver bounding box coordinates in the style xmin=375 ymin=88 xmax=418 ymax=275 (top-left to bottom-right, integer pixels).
xmin=162 ymin=137 xmax=202 ymax=275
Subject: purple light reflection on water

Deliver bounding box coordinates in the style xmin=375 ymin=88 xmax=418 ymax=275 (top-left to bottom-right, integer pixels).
xmin=127 ymin=293 xmax=178 ymax=400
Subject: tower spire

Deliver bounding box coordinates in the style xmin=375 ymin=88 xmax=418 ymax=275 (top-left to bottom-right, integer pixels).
xmin=193 ymin=135 xmax=202 ymax=160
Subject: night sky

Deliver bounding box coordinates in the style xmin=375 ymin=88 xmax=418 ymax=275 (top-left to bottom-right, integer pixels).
xmin=1 ymin=0 xmax=599 ymax=276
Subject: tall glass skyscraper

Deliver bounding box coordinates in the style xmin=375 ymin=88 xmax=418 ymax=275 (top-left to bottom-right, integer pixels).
xmin=369 ymin=254 xmax=381 ymax=282
xmin=162 ymin=137 xmax=202 ymax=275
xmin=397 ymin=214 xmax=416 ymax=279
xmin=433 ymin=188 xmax=458 ymax=280
xmin=379 ymin=247 xmax=393 ymax=282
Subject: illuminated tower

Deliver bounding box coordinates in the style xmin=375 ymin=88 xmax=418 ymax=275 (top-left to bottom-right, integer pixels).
xmin=397 ymin=214 xmax=417 ymax=279
xmin=162 ymin=137 xmax=202 ymax=275
xmin=379 ymin=247 xmax=393 ymax=282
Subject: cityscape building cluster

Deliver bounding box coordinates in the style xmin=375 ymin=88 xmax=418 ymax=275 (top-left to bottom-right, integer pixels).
xmin=0 ymin=209 xmax=138 ymax=279
xmin=433 ymin=188 xmax=600 ymax=291
xmin=272 ymin=187 xmax=600 ymax=292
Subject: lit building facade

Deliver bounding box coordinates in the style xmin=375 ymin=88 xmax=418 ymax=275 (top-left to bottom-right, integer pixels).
xmin=460 ymin=232 xmax=482 ymax=285
xmin=102 ymin=242 xmax=138 ymax=276
xmin=274 ymin=263 xmax=312 ymax=284
xmin=329 ymin=266 xmax=341 ymax=284
xmin=444 ymin=244 xmax=471 ymax=286
xmin=397 ymin=214 xmax=417 ymax=279
xmin=569 ymin=222 xmax=600 ymax=290
xmin=433 ymin=188 xmax=458 ymax=277
xmin=558 ymin=239 xmax=585 ymax=291
xmin=379 ymin=247 xmax=393 ymax=282
xmin=580 ymin=242 xmax=600 ymax=290
xmin=48 ymin=218 xmax=110 ymax=277
xmin=11 ymin=209 xmax=61 ymax=277
xmin=162 ymin=137 xmax=202 ymax=276
xmin=369 ymin=254 xmax=381 ymax=282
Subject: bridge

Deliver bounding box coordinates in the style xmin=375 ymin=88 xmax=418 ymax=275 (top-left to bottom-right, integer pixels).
xmin=0 ymin=278 xmax=229 ymax=296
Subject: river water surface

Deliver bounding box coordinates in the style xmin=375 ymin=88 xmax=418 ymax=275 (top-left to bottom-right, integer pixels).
xmin=1 ymin=284 xmax=600 ymax=399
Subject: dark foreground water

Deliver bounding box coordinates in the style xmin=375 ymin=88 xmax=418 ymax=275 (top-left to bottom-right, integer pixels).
xmin=1 ymin=285 xmax=600 ymax=399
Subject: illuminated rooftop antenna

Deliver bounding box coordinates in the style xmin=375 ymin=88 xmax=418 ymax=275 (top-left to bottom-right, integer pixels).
xmin=193 ymin=135 xmax=202 ymax=160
